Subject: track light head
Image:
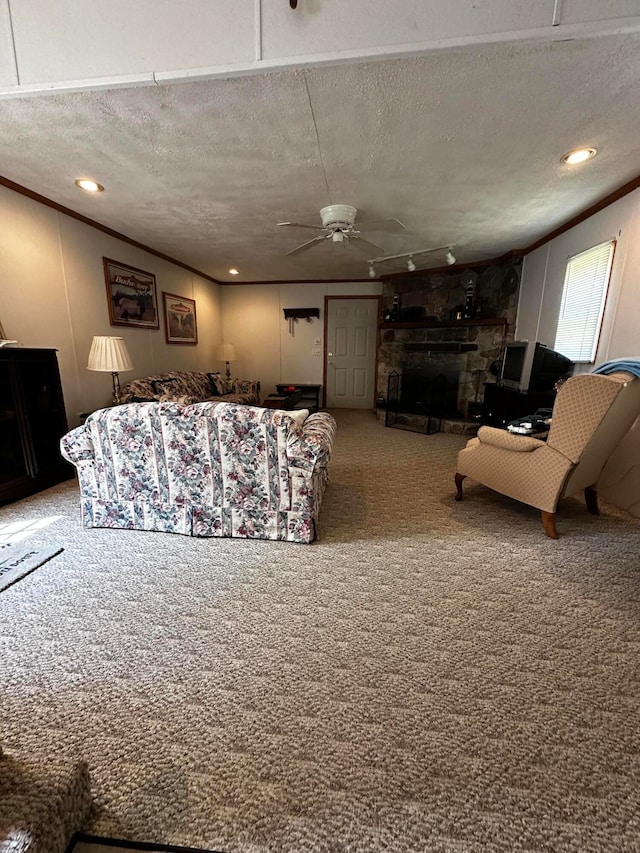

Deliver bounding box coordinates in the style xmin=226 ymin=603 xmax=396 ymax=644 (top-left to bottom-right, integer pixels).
xmin=368 ymin=264 xmax=376 ymax=279
xmin=407 ymin=257 xmax=416 ymax=272
xmin=445 ymin=249 xmax=456 ymax=266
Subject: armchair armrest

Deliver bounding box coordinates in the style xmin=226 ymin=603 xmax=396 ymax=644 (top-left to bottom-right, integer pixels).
xmin=476 ymin=426 xmax=546 ymax=452
xmin=287 ymin=412 xmax=337 ymax=472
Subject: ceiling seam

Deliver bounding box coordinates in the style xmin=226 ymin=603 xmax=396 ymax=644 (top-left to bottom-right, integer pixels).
xmin=303 ymin=70 xmax=332 ymax=206
xmin=5 ymin=0 xmax=20 ymax=86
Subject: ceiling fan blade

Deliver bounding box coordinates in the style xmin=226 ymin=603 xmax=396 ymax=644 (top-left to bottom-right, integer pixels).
xmin=356 ymin=218 xmax=407 ymax=232
xmin=350 ymin=235 xmax=386 ymax=254
xmin=286 ymin=235 xmax=328 ymax=256
xmin=277 ymin=221 xmax=325 ymax=231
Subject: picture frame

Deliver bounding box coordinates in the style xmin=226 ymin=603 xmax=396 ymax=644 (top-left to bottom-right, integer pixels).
xmin=103 ymin=258 xmax=159 ymax=329
xmin=162 ymin=292 xmax=198 ymax=345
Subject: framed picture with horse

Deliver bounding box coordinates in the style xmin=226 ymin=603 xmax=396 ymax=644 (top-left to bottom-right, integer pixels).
xmin=162 ymin=291 xmax=198 ymax=345
xmin=103 ymin=257 xmax=159 ymax=329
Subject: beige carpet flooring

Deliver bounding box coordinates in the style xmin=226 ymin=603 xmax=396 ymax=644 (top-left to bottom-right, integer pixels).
xmin=2 ymin=410 xmax=640 ymax=852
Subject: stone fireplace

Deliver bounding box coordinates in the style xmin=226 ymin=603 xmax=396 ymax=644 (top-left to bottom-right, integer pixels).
xmin=378 ymin=259 xmax=521 ymax=423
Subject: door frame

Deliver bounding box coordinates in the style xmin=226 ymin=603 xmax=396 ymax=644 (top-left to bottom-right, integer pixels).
xmin=323 ymin=294 xmax=382 ymax=409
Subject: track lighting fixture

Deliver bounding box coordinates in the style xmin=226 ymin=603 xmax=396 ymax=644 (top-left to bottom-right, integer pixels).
xmin=367 ymin=245 xmax=456 ymax=276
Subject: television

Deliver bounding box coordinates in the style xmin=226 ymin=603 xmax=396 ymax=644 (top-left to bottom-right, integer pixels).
xmin=499 ymin=341 xmax=573 ymax=393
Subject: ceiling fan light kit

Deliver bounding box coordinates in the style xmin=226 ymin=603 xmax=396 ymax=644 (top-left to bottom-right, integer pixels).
xmin=278 ymin=204 xmax=405 ymax=257
xmin=277 ymin=204 xmax=456 ymax=274
xmin=320 ymin=204 xmax=357 ymax=228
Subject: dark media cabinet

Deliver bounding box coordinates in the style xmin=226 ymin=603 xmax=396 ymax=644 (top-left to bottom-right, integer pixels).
xmin=481 ymin=383 xmax=556 ymax=428
xmin=0 ymin=347 xmax=73 ymax=505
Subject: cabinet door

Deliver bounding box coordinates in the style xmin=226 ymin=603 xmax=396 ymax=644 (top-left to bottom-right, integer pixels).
xmin=18 ymin=355 xmax=67 ymax=475
xmin=0 ymin=349 xmax=71 ymax=505
xmin=0 ymin=359 xmax=29 ymax=483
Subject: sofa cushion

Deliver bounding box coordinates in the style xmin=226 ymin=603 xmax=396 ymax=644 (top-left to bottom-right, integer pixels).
xmin=208 ymin=372 xmax=233 ymax=396
xmin=285 ymin=409 xmax=310 ymax=431
xmin=207 ymin=372 xmax=223 ymax=395
xmin=151 ymin=377 xmax=180 ymax=396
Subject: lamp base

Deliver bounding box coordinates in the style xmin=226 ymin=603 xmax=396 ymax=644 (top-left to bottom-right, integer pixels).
xmin=225 ymin=361 xmax=232 ymax=381
xmin=111 ymin=371 xmax=122 ymax=406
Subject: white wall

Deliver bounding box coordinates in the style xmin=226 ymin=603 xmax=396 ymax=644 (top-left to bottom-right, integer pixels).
xmin=517 ymin=187 xmax=640 ymax=515
xmin=0 ymin=184 xmax=222 ymax=426
xmin=516 ymin=190 xmax=638 ymax=364
xmin=221 ymin=281 xmax=382 ymax=395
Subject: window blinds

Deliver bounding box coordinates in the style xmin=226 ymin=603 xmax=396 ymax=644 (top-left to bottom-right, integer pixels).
xmin=554 ymin=240 xmax=614 ymax=362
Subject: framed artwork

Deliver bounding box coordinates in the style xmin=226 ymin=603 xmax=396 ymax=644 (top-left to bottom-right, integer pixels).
xmin=103 ymin=257 xmax=159 ymax=329
xmin=163 ymin=292 xmax=198 ymax=345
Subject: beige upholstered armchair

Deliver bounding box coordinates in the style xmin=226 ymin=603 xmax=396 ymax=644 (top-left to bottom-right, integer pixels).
xmin=454 ymin=371 xmax=640 ymax=538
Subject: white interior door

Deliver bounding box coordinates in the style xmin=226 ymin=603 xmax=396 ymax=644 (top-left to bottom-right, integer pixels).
xmin=325 ymin=298 xmax=378 ymax=408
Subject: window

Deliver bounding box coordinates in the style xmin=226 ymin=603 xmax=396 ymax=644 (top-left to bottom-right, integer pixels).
xmin=554 ymin=240 xmax=615 ymax=362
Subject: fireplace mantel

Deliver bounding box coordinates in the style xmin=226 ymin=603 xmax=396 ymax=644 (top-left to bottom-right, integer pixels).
xmin=379 ymin=318 xmax=507 ymax=330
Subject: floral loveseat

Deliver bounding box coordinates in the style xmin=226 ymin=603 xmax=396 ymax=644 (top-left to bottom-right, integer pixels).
xmin=60 ymin=401 xmax=336 ymax=543
xmin=120 ymin=369 xmax=260 ymax=406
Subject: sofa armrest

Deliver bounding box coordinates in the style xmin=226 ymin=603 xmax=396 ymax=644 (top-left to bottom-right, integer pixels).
xmin=476 ymin=426 xmax=546 ymax=452
xmin=287 ymin=412 xmax=337 ymax=472
xmin=231 ymin=379 xmax=261 ymax=402
xmin=60 ymin=425 xmax=94 ymax=464
xmin=165 ymin=393 xmax=200 ymax=405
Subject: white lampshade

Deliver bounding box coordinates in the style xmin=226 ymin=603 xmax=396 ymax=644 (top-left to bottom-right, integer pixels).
xmin=87 ymin=336 xmax=134 ymax=372
xmin=216 ymin=343 xmax=237 ymax=362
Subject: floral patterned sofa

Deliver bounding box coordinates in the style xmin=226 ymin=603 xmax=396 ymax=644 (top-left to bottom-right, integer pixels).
xmin=60 ymin=401 xmax=337 ymax=543
xmin=120 ymin=369 xmax=260 ymax=406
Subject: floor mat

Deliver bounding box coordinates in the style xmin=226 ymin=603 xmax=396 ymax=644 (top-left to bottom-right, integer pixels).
xmin=68 ymin=834 xmax=226 ymax=853
xmin=0 ymin=543 xmax=63 ymax=592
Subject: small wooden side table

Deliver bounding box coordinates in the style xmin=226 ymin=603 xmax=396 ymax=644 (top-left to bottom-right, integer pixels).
xmin=276 ymin=384 xmax=322 ymax=413
xmin=263 ymin=390 xmax=303 ymax=410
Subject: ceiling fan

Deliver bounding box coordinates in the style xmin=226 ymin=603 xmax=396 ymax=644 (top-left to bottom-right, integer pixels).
xmin=277 ymin=204 xmax=406 ymax=256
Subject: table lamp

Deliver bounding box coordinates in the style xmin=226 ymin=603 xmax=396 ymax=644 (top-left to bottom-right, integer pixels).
xmin=216 ymin=343 xmax=236 ymax=380
xmin=87 ymin=335 xmax=134 ymax=405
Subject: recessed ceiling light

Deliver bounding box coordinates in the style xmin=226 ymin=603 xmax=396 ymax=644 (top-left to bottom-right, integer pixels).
xmin=75 ymin=178 xmax=104 ymax=192
xmin=561 ymin=147 xmax=597 ymax=165
xmin=228 ymin=268 xmax=240 ymax=276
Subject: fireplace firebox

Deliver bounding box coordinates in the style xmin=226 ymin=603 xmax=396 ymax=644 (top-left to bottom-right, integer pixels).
xmin=386 ymin=364 xmax=461 ymax=434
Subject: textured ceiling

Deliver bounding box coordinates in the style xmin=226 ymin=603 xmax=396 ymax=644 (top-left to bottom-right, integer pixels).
xmin=1 ymin=33 xmax=639 ymax=282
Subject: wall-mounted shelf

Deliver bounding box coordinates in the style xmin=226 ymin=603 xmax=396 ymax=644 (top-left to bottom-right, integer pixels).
xmin=283 ymin=308 xmax=320 ymax=320
xmin=379 ymin=318 xmax=507 ymax=330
